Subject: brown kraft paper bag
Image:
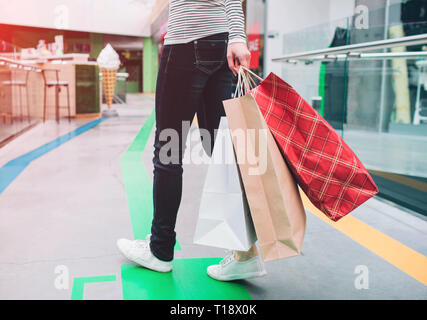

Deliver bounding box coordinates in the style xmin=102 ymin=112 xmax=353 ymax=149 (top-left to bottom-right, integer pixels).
xmin=223 ymin=94 xmax=306 ymax=261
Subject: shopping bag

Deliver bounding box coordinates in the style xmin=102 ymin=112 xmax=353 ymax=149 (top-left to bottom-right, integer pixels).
xmin=193 ymin=117 xmax=257 ymax=251
xmin=223 ymin=86 xmax=306 ymax=262
xmin=247 ymin=69 xmax=378 ymax=221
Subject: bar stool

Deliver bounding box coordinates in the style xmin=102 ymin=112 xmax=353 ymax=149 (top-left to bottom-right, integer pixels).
xmin=2 ymin=66 xmax=31 ymax=124
xmin=42 ymin=68 xmax=71 ymax=123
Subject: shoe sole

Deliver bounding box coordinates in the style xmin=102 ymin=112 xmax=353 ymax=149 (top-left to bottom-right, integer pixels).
xmin=207 ymin=270 xmax=267 ymax=282
xmin=132 ymin=258 xmax=172 ymax=273
xmin=117 ymin=243 xmax=172 ymax=273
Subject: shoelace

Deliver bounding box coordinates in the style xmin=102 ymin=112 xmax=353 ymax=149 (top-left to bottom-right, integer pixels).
xmin=129 ymin=240 xmax=149 ymax=256
xmin=134 ymin=240 xmax=149 ymax=248
xmin=220 ymin=250 xmax=235 ymax=267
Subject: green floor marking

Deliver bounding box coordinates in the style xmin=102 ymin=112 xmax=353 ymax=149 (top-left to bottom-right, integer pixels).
xmin=121 ymin=110 xmax=180 ymax=250
xmin=71 ymin=275 xmax=117 ymax=300
xmin=121 ymin=258 xmax=253 ymax=300
xmin=125 ymin=110 xmax=156 ymax=153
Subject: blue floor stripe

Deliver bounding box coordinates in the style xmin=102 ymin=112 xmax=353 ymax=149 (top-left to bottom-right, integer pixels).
xmin=0 ymin=118 xmax=106 ymax=195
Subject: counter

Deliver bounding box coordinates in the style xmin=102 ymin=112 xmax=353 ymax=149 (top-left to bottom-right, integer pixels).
xmin=21 ymin=54 xmax=102 ymax=120
xmin=0 ymin=54 xmax=102 ymax=145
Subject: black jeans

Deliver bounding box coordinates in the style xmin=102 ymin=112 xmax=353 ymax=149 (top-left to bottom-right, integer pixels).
xmin=150 ymin=33 xmax=233 ymax=261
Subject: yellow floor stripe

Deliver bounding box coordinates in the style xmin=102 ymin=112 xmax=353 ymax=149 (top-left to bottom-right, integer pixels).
xmin=300 ymin=189 xmax=427 ymax=286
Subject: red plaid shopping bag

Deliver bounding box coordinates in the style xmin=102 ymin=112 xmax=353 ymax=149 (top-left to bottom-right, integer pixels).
xmin=250 ymin=72 xmax=378 ymax=221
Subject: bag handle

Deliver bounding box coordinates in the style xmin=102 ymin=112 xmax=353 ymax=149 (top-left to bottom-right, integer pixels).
xmin=233 ymin=66 xmax=264 ymax=98
xmin=241 ymin=66 xmax=264 ymax=82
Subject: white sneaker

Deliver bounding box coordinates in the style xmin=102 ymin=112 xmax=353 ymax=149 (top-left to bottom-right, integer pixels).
xmin=207 ymin=251 xmax=267 ymax=281
xmin=116 ymin=235 xmax=172 ymax=273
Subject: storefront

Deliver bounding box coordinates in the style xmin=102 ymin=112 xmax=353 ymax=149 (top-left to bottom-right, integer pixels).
xmin=0 ymin=22 xmax=148 ymax=145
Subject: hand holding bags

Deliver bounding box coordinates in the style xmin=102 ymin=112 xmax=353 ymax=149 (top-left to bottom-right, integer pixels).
xmin=223 ymin=70 xmax=306 ymax=261
xmin=248 ymin=70 xmax=379 ymax=221
xmin=194 ymin=117 xmax=257 ymax=251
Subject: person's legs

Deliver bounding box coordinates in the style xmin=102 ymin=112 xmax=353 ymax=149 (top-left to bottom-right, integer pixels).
xmin=116 ymin=43 xmax=203 ymax=271
xmin=150 ymin=44 xmax=207 ymax=262
xmin=151 ymin=33 xmax=231 ymax=262
xmin=117 ymin=32 xmax=263 ymax=277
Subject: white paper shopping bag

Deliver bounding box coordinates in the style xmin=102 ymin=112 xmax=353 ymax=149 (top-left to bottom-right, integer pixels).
xmin=193 ymin=117 xmax=257 ymax=251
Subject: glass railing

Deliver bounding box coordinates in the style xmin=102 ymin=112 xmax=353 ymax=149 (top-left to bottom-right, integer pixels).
xmin=0 ymin=41 xmax=42 ymax=145
xmin=271 ymin=4 xmax=427 ymax=215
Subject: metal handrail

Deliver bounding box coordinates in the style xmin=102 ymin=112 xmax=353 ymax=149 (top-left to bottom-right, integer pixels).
xmin=0 ymin=57 xmax=42 ymax=72
xmin=291 ymin=51 xmax=427 ymax=64
xmin=273 ymin=33 xmax=427 ymax=63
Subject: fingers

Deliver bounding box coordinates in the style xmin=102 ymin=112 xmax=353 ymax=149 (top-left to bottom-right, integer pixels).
xmin=234 ymin=54 xmax=251 ymax=76
xmin=227 ymin=54 xmax=237 ymax=76
xmin=238 ymin=51 xmax=251 ymax=69
xmin=227 ymin=43 xmax=251 ymax=76
xmin=233 ymin=58 xmax=241 ymax=75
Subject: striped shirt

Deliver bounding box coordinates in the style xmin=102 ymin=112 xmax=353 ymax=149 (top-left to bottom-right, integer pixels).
xmin=164 ymin=0 xmax=246 ymax=45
